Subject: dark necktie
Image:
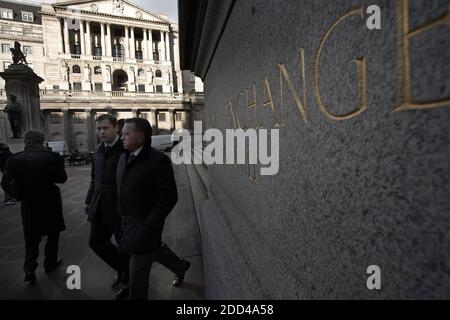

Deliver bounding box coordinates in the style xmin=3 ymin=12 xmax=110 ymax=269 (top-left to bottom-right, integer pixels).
xmin=127 ymin=154 xmax=135 ymax=165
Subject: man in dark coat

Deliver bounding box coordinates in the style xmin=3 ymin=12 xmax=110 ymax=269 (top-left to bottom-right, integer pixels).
xmin=1 ymin=131 xmax=67 ymax=282
xmin=85 ymin=114 xmax=128 ymax=292
xmin=117 ymin=117 xmax=190 ymax=300
xmin=0 ymin=143 xmax=15 ymax=205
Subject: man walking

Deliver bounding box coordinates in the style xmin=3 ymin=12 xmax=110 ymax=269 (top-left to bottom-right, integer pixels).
xmin=85 ymin=114 xmax=127 ymax=293
xmin=1 ymin=131 xmax=67 ymax=282
xmin=0 ymin=143 xmax=15 ymax=205
xmin=117 ymin=117 xmax=190 ymax=300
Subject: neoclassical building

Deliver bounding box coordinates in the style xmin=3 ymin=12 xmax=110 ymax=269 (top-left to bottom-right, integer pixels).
xmin=0 ymin=0 xmax=203 ymax=152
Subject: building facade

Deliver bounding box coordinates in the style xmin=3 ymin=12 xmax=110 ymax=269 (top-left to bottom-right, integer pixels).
xmin=0 ymin=0 xmax=203 ymax=151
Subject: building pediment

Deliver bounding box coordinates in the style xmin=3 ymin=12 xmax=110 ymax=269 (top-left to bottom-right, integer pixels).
xmin=53 ymin=0 xmax=170 ymax=24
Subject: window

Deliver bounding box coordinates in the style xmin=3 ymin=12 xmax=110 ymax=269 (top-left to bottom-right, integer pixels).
xmin=190 ymin=72 xmax=195 ymax=82
xmin=175 ymin=113 xmax=182 ymax=121
xmin=53 ymin=85 xmax=60 ymax=90
xmin=94 ymin=66 xmax=102 ymax=75
xmin=73 ymin=113 xmax=86 ymax=124
xmin=0 ymin=8 xmax=13 ymax=20
xmin=112 ymin=43 xmax=125 ymax=58
xmin=138 ymin=84 xmax=145 ymax=92
xmin=137 ymin=69 xmax=145 ymax=77
xmin=93 ymin=47 xmax=102 ymax=57
xmin=94 ymin=83 xmax=103 ymax=91
xmin=21 ymin=11 xmax=33 ymax=22
xmin=1 ymin=43 xmax=10 ymax=53
xmin=3 ymin=61 xmax=11 ymax=70
xmin=50 ymin=113 xmax=62 ymax=125
xmin=73 ymin=82 xmax=82 ymax=91
xmin=72 ymin=65 xmax=81 ymax=73
xmin=158 ymin=112 xmax=166 ymax=122
xmin=155 ymin=70 xmax=162 ymax=78
xmin=155 ymin=85 xmax=163 ymax=93
xmin=23 ymin=46 xmax=32 ymax=55
xmin=135 ymin=50 xmax=143 ymax=60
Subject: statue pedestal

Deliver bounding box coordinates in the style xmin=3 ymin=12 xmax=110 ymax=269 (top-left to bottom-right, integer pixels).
xmin=0 ymin=64 xmax=44 ymax=145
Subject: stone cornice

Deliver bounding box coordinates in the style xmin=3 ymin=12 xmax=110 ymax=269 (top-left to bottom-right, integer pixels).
xmin=45 ymin=5 xmax=171 ymax=29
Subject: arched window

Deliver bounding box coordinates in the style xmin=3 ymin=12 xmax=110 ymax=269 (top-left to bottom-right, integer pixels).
xmin=94 ymin=66 xmax=102 ymax=75
xmin=112 ymin=44 xmax=125 ymax=58
xmin=137 ymin=69 xmax=145 ymax=77
xmin=72 ymin=65 xmax=81 ymax=73
xmin=155 ymin=70 xmax=162 ymax=77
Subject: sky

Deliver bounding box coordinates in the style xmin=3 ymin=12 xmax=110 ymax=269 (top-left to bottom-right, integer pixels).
xmin=21 ymin=0 xmax=179 ymax=22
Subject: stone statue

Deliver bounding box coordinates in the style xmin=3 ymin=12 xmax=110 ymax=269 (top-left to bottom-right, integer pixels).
xmin=112 ymin=0 xmax=124 ymax=15
xmin=10 ymin=41 xmax=28 ymax=65
xmin=130 ymin=67 xmax=136 ymax=84
xmin=167 ymin=70 xmax=172 ymax=84
xmin=149 ymin=68 xmax=154 ymax=84
xmin=106 ymin=65 xmax=111 ymax=83
xmin=2 ymin=95 xmax=22 ymax=138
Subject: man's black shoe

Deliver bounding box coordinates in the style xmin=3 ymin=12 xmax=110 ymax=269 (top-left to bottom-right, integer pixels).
xmin=44 ymin=258 xmax=62 ymax=273
xmin=24 ymin=272 xmax=36 ymax=283
xmin=111 ymin=276 xmax=122 ymax=289
xmin=115 ymin=285 xmax=129 ymax=300
xmin=173 ymin=260 xmax=191 ymax=286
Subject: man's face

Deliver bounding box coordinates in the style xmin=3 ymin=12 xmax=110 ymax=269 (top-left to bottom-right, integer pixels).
xmin=96 ymin=119 xmax=118 ymax=144
xmin=121 ymin=123 xmax=145 ymax=151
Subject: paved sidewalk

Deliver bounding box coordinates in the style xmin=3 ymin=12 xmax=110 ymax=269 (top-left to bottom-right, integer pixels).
xmin=0 ymin=162 xmax=203 ymax=300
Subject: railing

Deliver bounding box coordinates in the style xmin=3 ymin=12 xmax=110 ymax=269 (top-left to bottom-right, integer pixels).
xmin=0 ymin=89 xmax=204 ymax=104
xmin=113 ymin=57 xmax=125 ymax=62
xmin=71 ymin=54 xmax=81 ymax=59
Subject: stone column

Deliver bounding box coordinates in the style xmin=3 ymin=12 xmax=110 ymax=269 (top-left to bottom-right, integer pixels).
xmin=86 ymin=21 xmax=92 ymax=55
xmin=148 ymin=29 xmax=153 ymax=60
xmin=124 ymin=26 xmax=129 ymax=58
xmin=165 ymin=32 xmax=171 ymax=63
xmin=0 ymin=65 xmax=45 ymax=140
xmin=79 ymin=20 xmax=85 ymax=55
xmin=143 ymin=28 xmax=148 ymax=60
xmin=184 ymin=110 xmax=192 ymax=130
xmin=100 ymin=23 xmax=105 ymax=56
xmin=62 ymin=109 xmax=73 ymax=151
xmin=160 ymin=30 xmax=165 ymax=61
xmin=170 ymin=110 xmax=175 ymax=130
xmin=63 ymin=18 xmax=70 ymax=54
xmin=150 ymin=109 xmax=158 ymax=133
xmin=130 ymin=27 xmax=135 ymax=59
xmin=86 ymin=109 xmax=95 ymax=151
xmin=106 ymin=24 xmax=112 ymax=56
xmin=58 ymin=18 xmax=64 ymax=54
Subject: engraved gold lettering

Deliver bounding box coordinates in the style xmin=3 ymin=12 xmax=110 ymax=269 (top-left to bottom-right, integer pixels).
xmin=395 ymin=0 xmax=450 ymax=111
xmin=313 ymin=6 xmax=367 ymax=121
xmin=278 ymin=48 xmax=308 ymax=123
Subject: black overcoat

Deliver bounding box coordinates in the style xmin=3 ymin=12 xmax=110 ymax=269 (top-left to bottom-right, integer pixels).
xmin=116 ymin=145 xmax=178 ymax=253
xmin=1 ymin=146 xmax=67 ymax=237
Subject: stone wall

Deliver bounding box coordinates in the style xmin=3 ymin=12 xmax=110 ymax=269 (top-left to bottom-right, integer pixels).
xmin=199 ymin=0 xmax=450 ymax=299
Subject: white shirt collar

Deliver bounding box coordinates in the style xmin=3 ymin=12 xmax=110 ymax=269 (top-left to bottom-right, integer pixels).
xmin=132 ymin=145 xmax=144 ymax=157
xmin=104 ymin=135 xmax=119 ymax=148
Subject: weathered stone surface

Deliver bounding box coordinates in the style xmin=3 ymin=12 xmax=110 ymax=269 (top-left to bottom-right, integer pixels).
xmin=199 ymin=0 xmax=450 ymax=299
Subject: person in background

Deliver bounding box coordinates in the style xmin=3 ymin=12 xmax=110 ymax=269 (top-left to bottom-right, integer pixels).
xmin=0 ymin=143 xmax=15 ymax=205
xmin=1 ymin=131 xmax=67 ymax=283
xmin=85 ymin=114 xmax=128 ymax=297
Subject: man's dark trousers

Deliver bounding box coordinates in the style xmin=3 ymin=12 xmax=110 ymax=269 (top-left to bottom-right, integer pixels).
xmin=24 ymin=232 xmax=59 ymax=273
xmin=129 ymin=243 xmax=185 ymax=300
xmin=89 ymin=213 xmax=126 ymax=276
